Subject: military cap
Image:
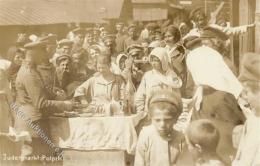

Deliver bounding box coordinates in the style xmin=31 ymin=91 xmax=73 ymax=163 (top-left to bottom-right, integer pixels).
xmin=103 ymin=34 xmax=116 ymax=42
xmin=116 ymin=22 xmax=124 ymax=26
xmin=38 ymin=34 xmax=57 ymax=45
xmin=201 ymin=26 xmax=229 ymax=41
xmin=24 ymin=41 xmax=48 ymax=49
xmin=85 ymin=27 xmax=93 ymax=34
xmin=128 ymin=24 xmax=137 ymax=30
xmin=127 ymin=44 xmax=143 ymax=55
xmin=58 ymin=39 xmax=73 ymax=47
xmin=148 ymin=89 xmax=182 ymax=112
xmin=56 ymin=54 xmax=70 ymax=65
xmin=183 ymin=36 xmax=202 ymax=50
xmin=72 ymin=28 xmax=86 ymax=35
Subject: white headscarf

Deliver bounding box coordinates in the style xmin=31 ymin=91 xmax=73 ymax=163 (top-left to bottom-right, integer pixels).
xmin=149 ymin=47 xmax=169 ymax=72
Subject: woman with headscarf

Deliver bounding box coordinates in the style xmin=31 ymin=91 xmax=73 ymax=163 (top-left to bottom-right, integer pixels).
xmin=135 ymin=47 xmax=182 ymax=114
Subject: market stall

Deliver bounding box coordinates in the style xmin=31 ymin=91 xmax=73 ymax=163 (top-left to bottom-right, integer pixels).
xmin=49 ymin=113 xmax=145 ymax=166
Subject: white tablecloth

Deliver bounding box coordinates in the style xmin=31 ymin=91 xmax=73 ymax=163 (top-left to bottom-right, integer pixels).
xmin=49 ymin=113 xmax=144 ymax=154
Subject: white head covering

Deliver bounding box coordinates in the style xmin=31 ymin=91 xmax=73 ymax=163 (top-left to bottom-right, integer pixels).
xmin=149 ymin=47 xmax=169 ymax=72
xmin=116 ymin=53 xmax=128 ymax=66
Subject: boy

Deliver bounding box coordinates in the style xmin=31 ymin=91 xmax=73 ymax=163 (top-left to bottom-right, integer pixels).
xmin=134 ymin=90 xmax=183 ymax=166
xmin=186 ymin=119 xmax=226 ymax=166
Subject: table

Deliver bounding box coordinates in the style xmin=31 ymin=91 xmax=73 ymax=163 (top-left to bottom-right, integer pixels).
xmin=48 ymin=113 xmax=144 ymax=166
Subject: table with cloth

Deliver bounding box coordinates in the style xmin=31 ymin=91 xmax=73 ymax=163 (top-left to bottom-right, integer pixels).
xmin=48 ymin=113 xmax=144 ymax=166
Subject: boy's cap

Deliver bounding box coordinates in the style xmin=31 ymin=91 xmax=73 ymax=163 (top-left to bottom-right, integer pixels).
xmin=58 ymin=39 xmax=73 ymax=47
xmin=238 ymin=52 xmax=260 ymax=83
xmin=148 ymin=90 xmax=182 ymax=111
xmin=201 ymin=26 xmax=229 ymax=41
xmin=128 ymin=24 xmax=137 ymax=30
xmin=56 ymin=54 xmax=70 ymax=64
xmin=85 ymin=27 xmax=93 ymax=34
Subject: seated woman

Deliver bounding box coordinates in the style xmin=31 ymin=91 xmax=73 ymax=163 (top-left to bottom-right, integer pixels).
xmin=135 ymin=47 xmax=182 ymax=113
xmin=74 ymin=54 xmax=126 ymax=115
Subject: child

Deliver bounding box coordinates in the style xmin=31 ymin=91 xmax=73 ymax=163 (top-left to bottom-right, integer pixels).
xmin=186 ymin=119 xmax=226 ymax=166
xmin=134 ymin=90 xmax=183 ymax=166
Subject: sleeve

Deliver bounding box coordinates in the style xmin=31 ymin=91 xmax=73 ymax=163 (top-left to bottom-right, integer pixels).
xmin=74 ymin=78 xmax=92 ymax=98
xmin=23 ymin=73 xmax=66 ymax=111
xmin=134 ymin=129 xmax=148 ymax=166
xmin=134 ymin=75 xmax=146 ymax=113
xmin=119 ymin=77 xmax=126 ymax=101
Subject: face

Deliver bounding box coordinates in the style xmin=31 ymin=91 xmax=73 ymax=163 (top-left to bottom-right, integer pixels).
xmin=61 ymin=45 xmax=71 ymax=55
xmin=97 ymin=62 xmax=110 ymax=74
xmin=116 ymin=24 xmax=123 ymax=32
xmin=46 ymin=44 xmax=57 ymax=57
xmin=151 ymin=109 xmax=175 ymax=136
xmin=155 ymin=31 xmax=162 ymax=41
xmin=57 ymin=59 xmax=70 ymax=73
xmin=74 ymin=34 xmax=84 ymax=46
xmin=164 ymin=31 xmax=175 ymax=45
xmin=119 ymin=56 xmax=127 ymax=70
xmin=195 ymin=14 xmax=207 ymax=28
xmin=13 ymin=52 xmax=24 ymax=65
xmin=128 ymin=27 xmax=137 ymax=39
xmin=85 ymin=33 xmax=93 ymax=43
xmin=72 ymin=53 xmax=85 ymax=67
xmin=150 ymin=55 xmax=162 ymax=71
xmin=245 ymin=86 xmax=260 ymax=114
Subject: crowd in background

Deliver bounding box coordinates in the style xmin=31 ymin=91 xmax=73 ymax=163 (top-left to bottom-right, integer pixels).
xmin=0 ymin=6 xmax=259 ymax=166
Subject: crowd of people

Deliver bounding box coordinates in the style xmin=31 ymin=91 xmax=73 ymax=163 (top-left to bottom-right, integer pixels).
xmin=0 ymin=6 xmax=259 ymax=166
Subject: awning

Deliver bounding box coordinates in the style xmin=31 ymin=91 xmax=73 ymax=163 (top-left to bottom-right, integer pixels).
xmin=131 ymin=0 xmax=166 ymax=3
xmin=0 ymin=0 xmax=124 ymax=25
xmin=133 ymin=7 xmax=168 ymax=21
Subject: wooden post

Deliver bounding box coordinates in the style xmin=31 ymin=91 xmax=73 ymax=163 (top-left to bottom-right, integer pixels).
xmin=231 ymin=0 xmax=240 ymax=70
xmin=256 ymin=0 xmax=260 ymax=53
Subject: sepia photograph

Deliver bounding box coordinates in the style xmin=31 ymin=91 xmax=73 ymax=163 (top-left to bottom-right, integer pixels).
xmin=0 ymin=0 xmax=259 ymax=165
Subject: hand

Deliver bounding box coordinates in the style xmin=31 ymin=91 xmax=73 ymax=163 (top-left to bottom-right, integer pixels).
xmin=125 ymin=56 xmax=134 ymax=69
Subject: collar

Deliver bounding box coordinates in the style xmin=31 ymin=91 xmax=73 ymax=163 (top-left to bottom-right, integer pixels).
xmin=95 ymin=73 xmax=116 ymax=85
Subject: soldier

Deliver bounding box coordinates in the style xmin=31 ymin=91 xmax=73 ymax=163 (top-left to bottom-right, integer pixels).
xmin=15 ymin=40 xmax=82 ymax=164
xmin=36 ymin=34 xmax=60 ymax=100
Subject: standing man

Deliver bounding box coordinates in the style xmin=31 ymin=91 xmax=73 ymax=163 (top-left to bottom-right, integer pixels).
xmin=115 ymin=22 xmax=127 ymax=53
xmin=71 ymin=27 xmax=86 ymax=53
xmin=15 ymin=40 xmax=81 ymax=165
xmin=37 ymin=34 xmax=59 ymax=100
xmin=123 ymin=24 xmax=142 ymax=52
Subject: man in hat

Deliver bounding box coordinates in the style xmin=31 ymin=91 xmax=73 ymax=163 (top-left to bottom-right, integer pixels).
xmin=115 ymin=22 xmax=128 ymax=53
xmin=123 ymin=24 xmax=142 ymax=52
xmin=71 ymin=27 xmax=86 ymax=53
xmin=36 ymin=34 xmax=59 ymax=100
xmin=83 ymin=27 xmax=95 ymax=50
xmin=53 ymin=54 xmax=73 ymax=99
xmin=15 ymin=40 xmax=82 ymax=164
xmin=57 ymin=38 xmax=73 ymax=56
